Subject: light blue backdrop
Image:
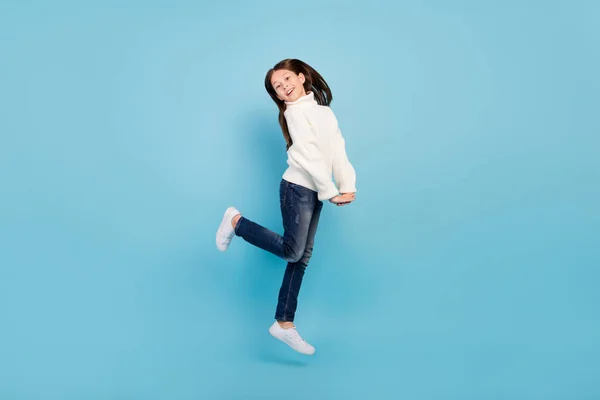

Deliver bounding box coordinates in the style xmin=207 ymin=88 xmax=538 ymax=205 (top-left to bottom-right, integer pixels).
xmin=1 ymin=0 xmax=599 ymax=399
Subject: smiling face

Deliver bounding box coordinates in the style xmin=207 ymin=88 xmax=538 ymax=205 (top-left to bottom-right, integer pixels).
xmin=270 ymin=69 xmax=307 ymax=102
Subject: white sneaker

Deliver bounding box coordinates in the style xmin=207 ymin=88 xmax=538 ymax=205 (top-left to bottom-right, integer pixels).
xmin=268 ymin=321 xmax=316 ymax=355
xmin=216 ymin=207 xmax=240 ymax=252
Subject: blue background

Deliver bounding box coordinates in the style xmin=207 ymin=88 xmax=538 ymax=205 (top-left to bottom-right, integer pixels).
xmin=1 ymin=0 xmax=599 ymax=399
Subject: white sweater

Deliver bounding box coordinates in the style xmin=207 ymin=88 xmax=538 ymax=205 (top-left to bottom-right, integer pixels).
xmin=282 ymin=92 xmax=357 ymax=201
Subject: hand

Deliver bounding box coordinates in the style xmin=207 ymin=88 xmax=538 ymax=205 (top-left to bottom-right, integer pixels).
xmin=329 ymin=192 xmax=356 ymax=207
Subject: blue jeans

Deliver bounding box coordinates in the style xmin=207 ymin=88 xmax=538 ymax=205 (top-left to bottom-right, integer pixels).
xmin=234 ymin=179 xmax=324 ymax=322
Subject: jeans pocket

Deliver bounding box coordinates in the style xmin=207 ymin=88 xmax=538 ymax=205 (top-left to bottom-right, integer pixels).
xmin=292 ymin=184 xmax=313 ymax=204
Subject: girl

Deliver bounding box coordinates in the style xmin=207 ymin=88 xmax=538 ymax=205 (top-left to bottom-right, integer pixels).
xmin=215 ymin=59 xmax=357 ymax=355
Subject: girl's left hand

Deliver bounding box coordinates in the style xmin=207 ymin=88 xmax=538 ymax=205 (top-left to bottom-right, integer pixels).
xmin=334 ymin=192 xmax=356 ymax=206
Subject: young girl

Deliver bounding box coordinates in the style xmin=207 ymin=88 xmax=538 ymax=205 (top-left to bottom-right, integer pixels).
xmin=216 ymin=59 xmax=357 ymax=355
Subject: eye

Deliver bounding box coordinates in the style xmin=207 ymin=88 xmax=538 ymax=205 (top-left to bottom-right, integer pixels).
xmin=285 ymin=76 xmax=289 ymax=80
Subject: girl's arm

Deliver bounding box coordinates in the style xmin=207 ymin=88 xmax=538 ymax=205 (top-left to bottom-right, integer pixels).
xmin=332 ymin=129 xmax=357 ymax=194
xmin=285 ymin=109 xmax=339 ymax=201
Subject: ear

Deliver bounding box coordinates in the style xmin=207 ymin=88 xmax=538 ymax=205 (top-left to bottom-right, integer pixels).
xmin=298 ymin=72 xmax=306 ymax=84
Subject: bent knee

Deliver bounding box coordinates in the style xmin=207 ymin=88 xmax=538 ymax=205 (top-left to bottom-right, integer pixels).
xmin=283 ymin=245 xmax=305 ymax=264
xmin=284 ymin=252 xmax=304 ymax=264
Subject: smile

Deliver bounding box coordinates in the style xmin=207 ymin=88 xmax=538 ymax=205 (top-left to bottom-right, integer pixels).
xmin=286 ymin=87 xmax=294 ymax=96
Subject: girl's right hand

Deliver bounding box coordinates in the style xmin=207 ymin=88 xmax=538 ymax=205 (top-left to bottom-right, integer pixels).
xmin=329 ymin=192 xmax=356 ymax=206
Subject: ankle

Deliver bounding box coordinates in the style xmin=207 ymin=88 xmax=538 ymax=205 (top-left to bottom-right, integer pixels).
xmin=231 ymin=214 xmax=241 ymax=229
xmin=277 ymin=320 xmax=294 ymax=329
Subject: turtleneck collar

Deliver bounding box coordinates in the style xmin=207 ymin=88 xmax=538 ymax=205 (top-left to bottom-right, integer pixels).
xmin=285 ymin=91 xmax=317 ymax=109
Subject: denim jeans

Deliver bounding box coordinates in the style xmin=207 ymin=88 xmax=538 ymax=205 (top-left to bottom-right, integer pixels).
xmin=234 ymin=179 xmax=324 ymax=322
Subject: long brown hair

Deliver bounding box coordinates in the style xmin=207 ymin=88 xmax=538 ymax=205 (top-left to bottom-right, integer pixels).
xmin=264 ymin=59 xmax=333 ymax=150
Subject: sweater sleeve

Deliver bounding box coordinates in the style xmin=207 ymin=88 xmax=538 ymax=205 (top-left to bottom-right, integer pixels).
xmin=285 ymin=109 xmax=339 ymax=201
xmin=332 ymin=128 xmax=357 ymax=193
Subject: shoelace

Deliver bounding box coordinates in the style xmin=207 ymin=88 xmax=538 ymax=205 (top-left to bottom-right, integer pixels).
xmin=286 ymin=329 xmax=306 ymax=343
